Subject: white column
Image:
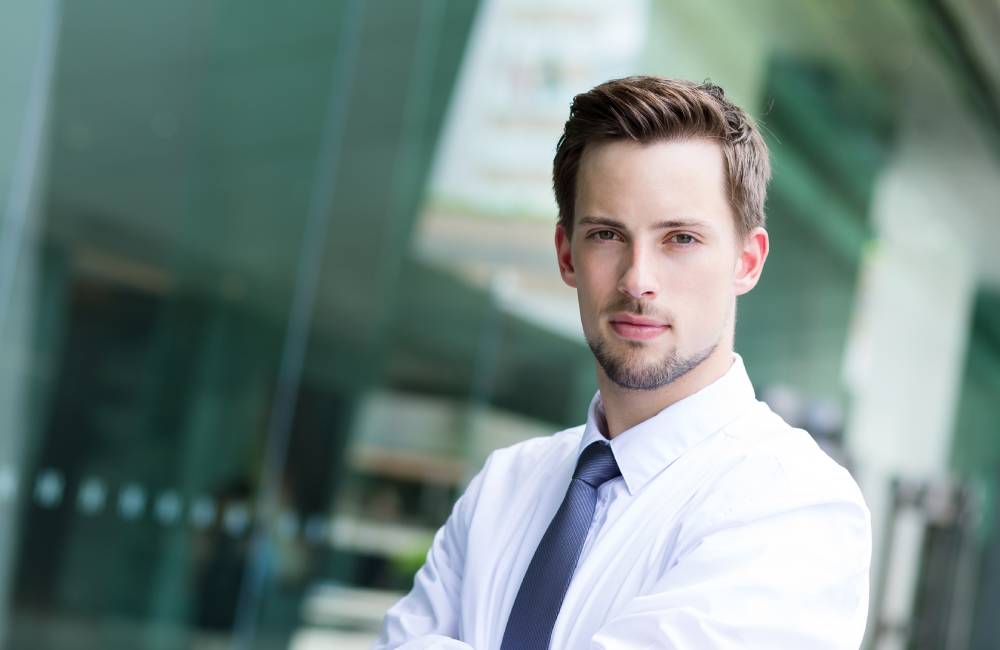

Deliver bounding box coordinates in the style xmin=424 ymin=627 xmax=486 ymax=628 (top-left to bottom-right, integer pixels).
xmin=843 ymin=56 xmax=997 ymax=650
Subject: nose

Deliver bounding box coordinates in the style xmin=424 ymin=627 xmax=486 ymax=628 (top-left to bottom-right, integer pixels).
xmin=617 ymin=243 xmax=659 ymax=300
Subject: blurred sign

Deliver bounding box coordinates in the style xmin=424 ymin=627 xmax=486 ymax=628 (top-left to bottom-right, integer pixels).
xmin=428 ymin=0 xmax=650 ymax=220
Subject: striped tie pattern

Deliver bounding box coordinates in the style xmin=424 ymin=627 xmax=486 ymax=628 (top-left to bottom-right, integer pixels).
xmin=500 ymin=441 xmax=621 ymax=650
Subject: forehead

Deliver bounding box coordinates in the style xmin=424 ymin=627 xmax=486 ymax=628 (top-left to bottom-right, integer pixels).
xmin=574 ymin=138 xmax=733 ymax=232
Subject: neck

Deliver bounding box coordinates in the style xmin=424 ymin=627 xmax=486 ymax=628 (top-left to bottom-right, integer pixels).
xmin=596 ymin=343 xmax=735 ymax=439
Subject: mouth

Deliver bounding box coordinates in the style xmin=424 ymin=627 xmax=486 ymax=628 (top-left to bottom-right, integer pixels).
xmin=608 ymin=313 xmax=670 ymax=341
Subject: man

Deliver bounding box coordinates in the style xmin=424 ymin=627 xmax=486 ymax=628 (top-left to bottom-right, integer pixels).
xmin=374 ymin=76 xmax=871 ymax=649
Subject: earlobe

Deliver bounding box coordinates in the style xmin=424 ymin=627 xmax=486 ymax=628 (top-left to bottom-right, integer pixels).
xmin=734 ymin=227 xmax=769 ymax=296
xmin=554 ymin=224 xmax=577 ymax=288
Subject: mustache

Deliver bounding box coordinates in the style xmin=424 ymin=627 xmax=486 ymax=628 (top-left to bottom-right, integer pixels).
xmin=603 ymin=298 xmax=669 ymax=321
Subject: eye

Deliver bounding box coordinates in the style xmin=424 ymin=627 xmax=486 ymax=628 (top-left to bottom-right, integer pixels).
xmin=588 ymin=229 xmax=622 ymax=242
xmin=669 ymin=233 xmax=697 ymax=245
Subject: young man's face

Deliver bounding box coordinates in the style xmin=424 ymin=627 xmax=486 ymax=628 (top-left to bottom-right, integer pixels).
xmin=555 ymin=138 xmax=767 ymax=390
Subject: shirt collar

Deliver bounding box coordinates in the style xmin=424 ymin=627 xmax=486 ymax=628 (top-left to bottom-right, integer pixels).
xmin=578 ymin=353 xmax=757 ymax=496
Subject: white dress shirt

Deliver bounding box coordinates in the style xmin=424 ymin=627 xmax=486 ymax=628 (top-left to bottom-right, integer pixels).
xmin=374 ymin=354 xmax=871 ymax=649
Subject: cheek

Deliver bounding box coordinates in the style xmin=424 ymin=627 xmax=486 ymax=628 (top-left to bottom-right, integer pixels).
xmin=669 ymin=256 xmax=729 ymax=295
xmin=668 ymin=261 xmax=734 ymax=322
xmin=576 ymin=265 xmax=616 ymax=300
xmin=578 ymin=287 xmax=605 ymax=327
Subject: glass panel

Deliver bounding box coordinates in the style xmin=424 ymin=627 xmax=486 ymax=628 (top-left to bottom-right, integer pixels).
xmin=0 ymin=1 xmax=489 ymax=647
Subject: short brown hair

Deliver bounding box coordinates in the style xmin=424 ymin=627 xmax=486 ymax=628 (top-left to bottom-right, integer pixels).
xmin=552 ymin=76 xmax=771 ymax=240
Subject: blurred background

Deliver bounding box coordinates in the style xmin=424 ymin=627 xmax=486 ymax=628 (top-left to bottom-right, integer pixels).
xmin=1 ymin=0 xmax=998 ymax=648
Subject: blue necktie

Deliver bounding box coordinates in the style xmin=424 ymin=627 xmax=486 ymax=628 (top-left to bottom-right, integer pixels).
xmin=500 ymin=441 xmax=622 ymax=650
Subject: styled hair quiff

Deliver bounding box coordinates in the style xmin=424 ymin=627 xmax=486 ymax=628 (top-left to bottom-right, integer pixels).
xmin=552 ymin=76 xmax=771 ymax=240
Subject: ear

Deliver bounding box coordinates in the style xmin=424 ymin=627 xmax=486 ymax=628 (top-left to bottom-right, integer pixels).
xmin=555 ymin=223 xmax=577 ymax=288
xmin=733 ymin=227 xmax=769 ymax=296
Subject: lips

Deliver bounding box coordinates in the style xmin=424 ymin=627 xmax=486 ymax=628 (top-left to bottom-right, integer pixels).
xmin=610 ymin=314 xmax=667 ymax=327
xmin=609 ymin=313 xmax=669 ymax=341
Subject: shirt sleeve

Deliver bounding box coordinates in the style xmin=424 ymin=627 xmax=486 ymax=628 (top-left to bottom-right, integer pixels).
xmin=372 ymin=458 xmax=490 ymax=650
xmin=590 ymin=454 xmax=872 ymax=650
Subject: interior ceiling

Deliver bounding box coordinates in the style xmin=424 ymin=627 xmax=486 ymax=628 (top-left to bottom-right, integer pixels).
xmin=921 ymin=0 xmax=1000 ymax=289
xmin=46 ymin=1 xmax=337 ymax=290
xmin=955 ymin=0 xmax=1000 ymax=71
xmin=45 ymin=0 xmax=483 ymax=325
xmin=42 ymin=0 xmax=1000 ymax=309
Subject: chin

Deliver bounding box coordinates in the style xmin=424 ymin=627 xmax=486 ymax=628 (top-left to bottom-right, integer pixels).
xmin=592 ymin=330 xmax=720 ymax=391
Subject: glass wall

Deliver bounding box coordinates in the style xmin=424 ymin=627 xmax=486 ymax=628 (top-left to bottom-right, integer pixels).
xmin=1 ymin=1 xmax=999 ymax=649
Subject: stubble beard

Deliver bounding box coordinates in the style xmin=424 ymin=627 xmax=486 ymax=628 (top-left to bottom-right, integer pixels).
xmin=586 ymin=331 xmax=718 ymax=391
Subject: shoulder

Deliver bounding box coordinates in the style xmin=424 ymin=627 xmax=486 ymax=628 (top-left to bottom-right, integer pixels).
xmin=648 ymin=403 xmax=871 ymax=648
xmin=689 ymin=402 xmax=869 ymax=533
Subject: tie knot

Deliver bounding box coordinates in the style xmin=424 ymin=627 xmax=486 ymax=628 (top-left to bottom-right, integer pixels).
xmin=573 ymin=441 xmax=621 ymax=487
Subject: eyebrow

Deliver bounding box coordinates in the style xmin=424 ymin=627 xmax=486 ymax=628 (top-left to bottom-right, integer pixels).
xmin=577 ymin=216 xmax=711 ymax=231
